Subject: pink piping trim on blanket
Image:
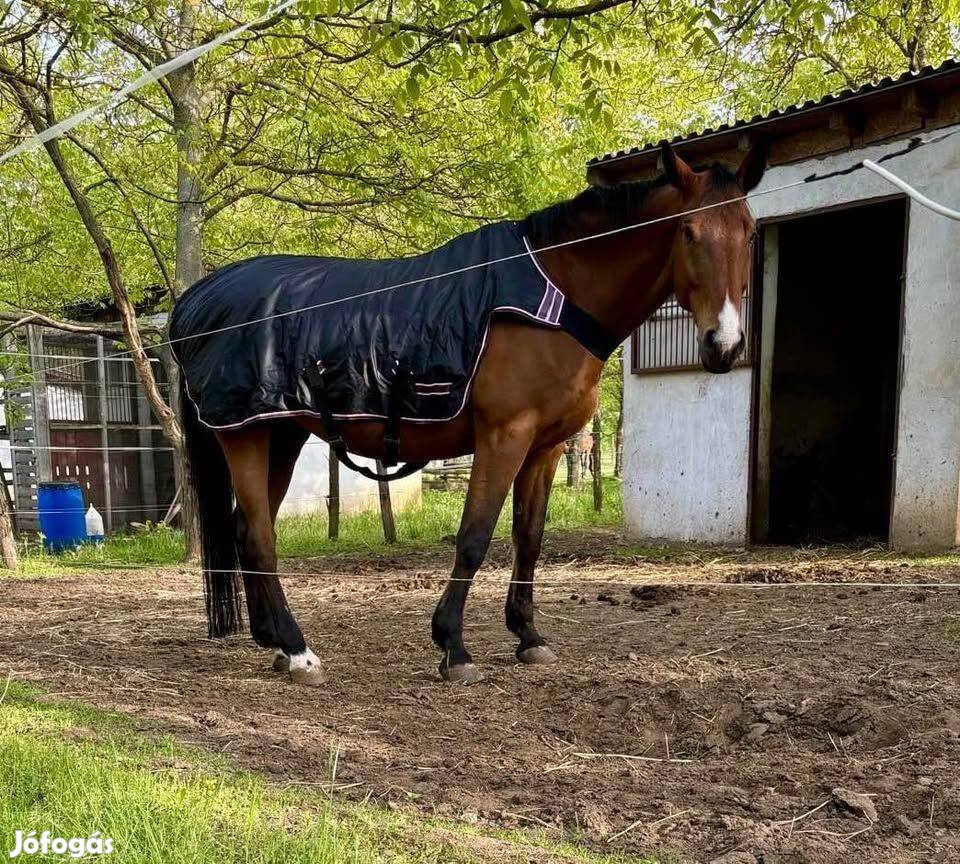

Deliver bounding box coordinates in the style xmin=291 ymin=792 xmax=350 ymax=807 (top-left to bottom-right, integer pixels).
xmin=414 ymin=381 xmax=454 ymax=390
xmin=525 ymin=237 xmax=567 ymax=325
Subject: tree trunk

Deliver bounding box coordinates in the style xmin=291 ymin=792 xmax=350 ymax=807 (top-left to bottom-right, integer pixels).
xmin=591 ymin=413 xmax=603 ymax=513
xmin=614 ymin=348 xmax=624 ymax=478
xmin=170 ymin=69 xmax=205 ymax=295
xmin=565 ymin=439 xmax=580 ymax=487
xmin=375 ymin=462 xmax=397 ymax=543
xmin=170 ymin=1 xmax=205 ymax=296
xmin=0 ymin=49 xmax=199 ymax=560
xmin=614 ymin=391 xmax=624 ymax=478
xmin=166 ymin=10 xmax=205 ymax=562
xmin=160 ymin=347 xmax=201 ymax=561
xmin=327 ymin=449 xmax=340 ymax=540
xmin=0 ymin=466 xmax=17 ymax=570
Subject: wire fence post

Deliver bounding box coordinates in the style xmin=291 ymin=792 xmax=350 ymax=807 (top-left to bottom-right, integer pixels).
xmin=27 ymin=325 xmax=51 ymax=484
xmin=592 ymin=413 xmax=603 ymax=513
xmin=327 ymin=447 xmax=340 ymax=540
xmin=375 ymin=461 xmax=396 ymax=544
xmin=96 ymin=337 xmax=113 ymax=533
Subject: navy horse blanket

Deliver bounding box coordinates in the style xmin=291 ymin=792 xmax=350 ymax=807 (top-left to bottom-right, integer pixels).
xmin=170 ymin=220 xmax=572 ymax=430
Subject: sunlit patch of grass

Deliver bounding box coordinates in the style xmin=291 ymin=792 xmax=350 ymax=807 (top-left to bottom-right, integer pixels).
xmin=16 ymin=523 xmax=186 ymax=577
xmin=0 ymin=683 xmax=374 ymax=864
xmin=11 ymin=480 xmax=623 ymax=572
xmin=0 ymin=682 xmax=661 ymax=864
xmin=278 ymin=478 xmax=622 ymax=557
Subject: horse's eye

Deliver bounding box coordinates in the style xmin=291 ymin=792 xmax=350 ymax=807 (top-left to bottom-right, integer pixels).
xmin=682 ymin=223 xmax=697 ymax=243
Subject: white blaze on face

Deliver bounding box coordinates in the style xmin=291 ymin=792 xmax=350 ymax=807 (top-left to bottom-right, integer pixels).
xmin=714 ymin=295 xmax=741 ymax=353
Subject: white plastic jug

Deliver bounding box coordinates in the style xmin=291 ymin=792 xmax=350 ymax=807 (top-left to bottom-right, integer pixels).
xmin=85 ymin=504 xmax=105 ymax=543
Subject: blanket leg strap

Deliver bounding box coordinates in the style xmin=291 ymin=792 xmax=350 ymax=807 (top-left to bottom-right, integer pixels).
xmin=304 ymin=361 xmax=428 ymax=483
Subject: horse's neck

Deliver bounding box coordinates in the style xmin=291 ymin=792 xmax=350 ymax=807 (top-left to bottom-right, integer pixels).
xmin=538 ymin=188 xmax=682 ymax=343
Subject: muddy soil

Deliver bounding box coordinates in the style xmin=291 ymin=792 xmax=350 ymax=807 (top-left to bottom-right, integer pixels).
xmin=2 ymin=541 xmax=959 ymax=864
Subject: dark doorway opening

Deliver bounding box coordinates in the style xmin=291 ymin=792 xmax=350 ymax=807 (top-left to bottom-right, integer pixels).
xmin=761 ymin=198 xmax=905 ymax=544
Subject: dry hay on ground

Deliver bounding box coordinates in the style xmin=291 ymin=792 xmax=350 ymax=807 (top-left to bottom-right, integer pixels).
xmin=2 ymin=540 xmax=959 ymax=864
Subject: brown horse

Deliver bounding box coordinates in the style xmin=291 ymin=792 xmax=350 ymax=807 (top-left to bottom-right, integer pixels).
xmin=179 ymin=143 xmax=765 ymax=686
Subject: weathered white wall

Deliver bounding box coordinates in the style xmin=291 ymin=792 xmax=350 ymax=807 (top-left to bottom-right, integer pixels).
xmin=622 ymin=366 xmax=752 ymax=543
xmin=622 ymin=129 xmax=960 ymax=549
xmin=894 ymin=191 xmax=960 ymax=547
xmin=280 ymin=437 xmax=421 ymax=517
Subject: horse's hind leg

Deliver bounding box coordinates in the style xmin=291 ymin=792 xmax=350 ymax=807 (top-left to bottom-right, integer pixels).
xmin=506 ymin=443 xmax=564 ymax=665
xmin=431 ymin=421 xmax=533 ymax=684
xmin=218 ymin=425 xmax=324 ymax=687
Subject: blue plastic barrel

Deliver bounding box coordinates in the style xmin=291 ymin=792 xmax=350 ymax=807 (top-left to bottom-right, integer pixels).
xmin=38 ymin=482 xmax=87 ymax=553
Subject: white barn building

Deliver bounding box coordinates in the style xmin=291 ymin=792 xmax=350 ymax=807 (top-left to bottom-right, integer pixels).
xmin=279 ymin=441 xmax=421 ymax=518
xmin=588 ymin=60 xmax=960 ymax=550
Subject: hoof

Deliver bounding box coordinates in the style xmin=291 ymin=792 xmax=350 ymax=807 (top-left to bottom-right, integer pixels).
xmin=271 ymin=651 xmax=290 ymax=673
xmin=517 ymin=645 xmax=558 ymax=665
xmin=288 ymin=649 xmax=326 ymax=687
xmin=289 ymin=665 xmax=327 ymax=687
xmin=441 ymin=662 xmax=484 ymax=685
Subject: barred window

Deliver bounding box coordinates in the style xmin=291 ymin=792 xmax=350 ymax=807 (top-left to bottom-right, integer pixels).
xmin=630 ymin=292 xmax=753 ymax=374
xmin=105 ymin=356 xmax=135 ymax=425
xmin=45 ymin=343 xmax=95 ymax=422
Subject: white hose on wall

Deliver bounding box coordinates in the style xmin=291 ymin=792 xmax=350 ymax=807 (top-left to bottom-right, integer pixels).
xmin=862 ymin=159 xmax=960 ymax=222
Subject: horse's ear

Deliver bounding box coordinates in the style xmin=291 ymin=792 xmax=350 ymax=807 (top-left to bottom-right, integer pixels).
xmin=659 ymin=142 xmax=695 ymax=192
xmin=736 ymin=143 xmax=767 ymax=192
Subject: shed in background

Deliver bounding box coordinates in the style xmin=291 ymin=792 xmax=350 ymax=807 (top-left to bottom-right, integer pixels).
xmin=590 ymin=59 xmax=960 ymax=550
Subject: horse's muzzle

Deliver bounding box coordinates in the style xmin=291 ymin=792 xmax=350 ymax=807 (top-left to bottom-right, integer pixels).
xmin=699 ymin=329 xmax=745 ymax=374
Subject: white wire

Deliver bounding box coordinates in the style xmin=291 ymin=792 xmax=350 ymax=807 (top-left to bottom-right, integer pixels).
xmin=45 ymin=561 xmax=960 ymax=589
xmin=6 ymin=444 xmax=173 ymax=452
xmin=0 ymin=0 xmax=300 ymax=166
xmin=15 ymin=487 xmax=413 ymax=514
xmin=863 ymin=159 xmax=960 ymax=221
xmin=0 ymin=437 xmax=355 ymax=453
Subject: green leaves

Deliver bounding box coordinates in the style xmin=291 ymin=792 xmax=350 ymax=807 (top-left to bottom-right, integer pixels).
xmin=501 ymin=0 xmax=533 ymax=30
xmin=0 ymin=0 xmax=957 ymax=322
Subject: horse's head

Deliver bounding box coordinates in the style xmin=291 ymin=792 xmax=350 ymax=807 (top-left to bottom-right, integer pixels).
xmin=662 ymin=142 xmax=766 ymax=374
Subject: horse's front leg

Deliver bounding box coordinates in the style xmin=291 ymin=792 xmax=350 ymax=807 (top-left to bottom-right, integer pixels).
xmin=431 ymin=421 xmax=533 ymax=684
xmin=506 ymin=442 xmax=565 ymax=665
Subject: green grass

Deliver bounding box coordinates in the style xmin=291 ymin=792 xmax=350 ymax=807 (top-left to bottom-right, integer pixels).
xmin=17 ymin=479 xmax=622 ymax=573
xmin=0 ymin=682 xmax=658 ymax=864
xmin=279 ymin=478 xmax=621 ymax=557
xmin=14 ymin=475 xmax=960 ymax=575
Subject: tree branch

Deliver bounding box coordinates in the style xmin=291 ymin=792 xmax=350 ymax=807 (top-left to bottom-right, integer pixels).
xmin=0 ymin=309 xmax=162 ymax=341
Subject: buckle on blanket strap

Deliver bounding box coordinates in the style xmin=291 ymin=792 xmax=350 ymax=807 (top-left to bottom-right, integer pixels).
xmin=303 ymin=360 xmax=427 ymax=484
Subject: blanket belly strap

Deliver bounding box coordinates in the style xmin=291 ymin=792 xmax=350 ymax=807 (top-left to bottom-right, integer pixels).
xmin=303 ymin=361 xmax=427 ymax=483
xmin=558 ymin=299 xmax=621 ymax=362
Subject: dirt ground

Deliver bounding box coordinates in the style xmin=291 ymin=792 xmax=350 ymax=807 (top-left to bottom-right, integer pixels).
xmin=2 ymin=533 xmax=960 ymax=864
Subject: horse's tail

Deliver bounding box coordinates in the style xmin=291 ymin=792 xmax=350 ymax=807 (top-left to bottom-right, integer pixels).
xmin=179 ymin=375 xmax=243 ymax=638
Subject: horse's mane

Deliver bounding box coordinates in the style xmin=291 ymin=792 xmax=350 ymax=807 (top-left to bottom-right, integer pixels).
xmin=521 ymin=163 xmax=739 ymax=246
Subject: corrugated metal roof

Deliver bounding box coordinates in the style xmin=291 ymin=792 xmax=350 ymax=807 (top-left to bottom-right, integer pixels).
xmin=589 ymin=57 xmax=960 ymax=168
